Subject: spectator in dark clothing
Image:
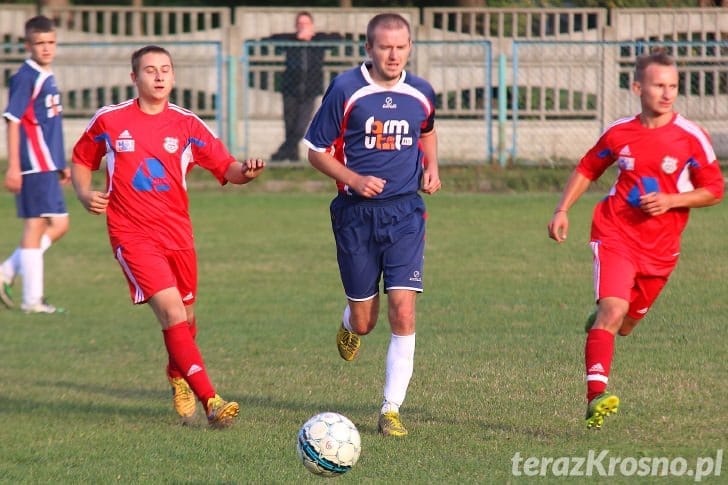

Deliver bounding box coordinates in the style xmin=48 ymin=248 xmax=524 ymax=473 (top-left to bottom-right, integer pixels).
xmin=267 ymin=11 xmax=342 ymax=161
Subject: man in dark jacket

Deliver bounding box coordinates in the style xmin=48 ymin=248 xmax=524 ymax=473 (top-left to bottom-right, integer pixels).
xmin=267 ymin=11 xmax=342 ymax=161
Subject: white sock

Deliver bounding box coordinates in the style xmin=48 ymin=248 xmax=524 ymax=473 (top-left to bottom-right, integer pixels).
xmin=1 ymin=247 xmax=21 ymax=281
xmin=20 ymin=248 xmax=43 ymax=306
xmin=40 ymin=234 xmax=52 ymax=252
xmin=382 ymin=333 xmax=415 ymax=413
xmin=342 ymin=304 xmax=353 ymax=332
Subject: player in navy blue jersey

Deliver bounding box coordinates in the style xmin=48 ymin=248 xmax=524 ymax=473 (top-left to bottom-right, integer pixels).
xmin=1 ymin=16 xmax=69 ymax=314
xmin=304 ymin=13 xmax=441 ymax=437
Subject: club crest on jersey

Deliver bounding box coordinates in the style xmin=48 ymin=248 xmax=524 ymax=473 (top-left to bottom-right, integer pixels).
xmin=661 ymin=156 xmax=678 ymax=174
xmin=364 ymin=116 xmax=412 ymax=151
xmin=382 ymin=97 xmax=397 ymax=109
xmin=164 ymin=137 xmax=179 ymax=154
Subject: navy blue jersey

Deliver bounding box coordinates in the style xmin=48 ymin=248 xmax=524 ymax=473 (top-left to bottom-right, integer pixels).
xmin=304 ymin=62 xmax=435 ymax=199
xmin=3 ymin=59 xmax=66 ymax=174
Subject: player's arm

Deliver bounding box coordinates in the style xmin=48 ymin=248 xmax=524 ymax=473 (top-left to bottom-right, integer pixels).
xmin=419 ymin=129 xmax=441 ymax=195
xmin=308 ymin=148 xmax=386 ymax=198
xmin=71 ymin=161 xmax=109 ymax=215
xmin=640 ymin=154 xmax=724 ymax=215
xmin=547 ymin=169 xmax=592 ymax=243
xmin=4 ymin=119 xmax=22 ymax=193
xmin=639 ymin=187 xmax=721 ymax=216
xmin=224 ymin=158 xmax=266 ymax=185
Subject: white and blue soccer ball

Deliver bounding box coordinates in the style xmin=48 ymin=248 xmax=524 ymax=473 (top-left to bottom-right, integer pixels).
xmin=296 ymin=412 xmax=361 ymax=477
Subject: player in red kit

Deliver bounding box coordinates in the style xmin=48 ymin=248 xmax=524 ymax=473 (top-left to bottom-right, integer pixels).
xmin=548 ymin=48 xmax=723 ymax=430
xmin=71 ymin=45 xmax=265 ymax=428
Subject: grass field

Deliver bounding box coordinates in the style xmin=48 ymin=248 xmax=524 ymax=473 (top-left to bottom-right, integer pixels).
xmin=1 ymin=172 xmax=726 ymax=483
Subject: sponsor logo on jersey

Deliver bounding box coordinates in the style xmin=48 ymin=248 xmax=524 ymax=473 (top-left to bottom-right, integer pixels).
xmin=44 ymin=93 xmax=62 ymax=118
xmin=661 ymin=156 xmax=678 ymax=174
xmin=164 ymin=137 xmax=179 ymax=154
xmin=382 ymin=96 xmax=397 ymax=109
xmin=617 ymin=145 xmax=634 ymax=171
xmin=116 ymin=130 xmax=135 ymax=152
xmin=409 ymin=270 xmax=422 ymax=283
xmin=364 ymin=116 xmax=413 ymax=150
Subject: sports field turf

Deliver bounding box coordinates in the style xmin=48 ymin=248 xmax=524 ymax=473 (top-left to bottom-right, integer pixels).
xmin=1 ymin=182 xmax=725 ymax=483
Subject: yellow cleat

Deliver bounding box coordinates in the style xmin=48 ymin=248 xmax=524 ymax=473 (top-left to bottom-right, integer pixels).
xmin=206 ymin=394 xmax=239 ymax=429
xmin=336 ymin=324 xmax=361 ymax=361
xmin=168 ymin=376 xmax=197 ymax=422
xmin=378 ymin=411 xmax=408 ymax=437
xmin=586 ymin=392 xmax=620 ymax=430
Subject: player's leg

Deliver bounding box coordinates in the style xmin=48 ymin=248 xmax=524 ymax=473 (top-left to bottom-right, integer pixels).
xmin=152 ymin=289 xmax=238 ymax=427
xmin=0 ymin=245 xmax=19 ymax=308
xmin=331 ymin=197 xmax=380 ymax=361
xmin=584 ymin=242 xmax=633 ymax=429
xmin=165 ymin=304 xmax=199 ymax=422
xmin=378 ymin=289 xmax=417 ymax=437
xmin=377 ymin=195 xmax=426 ymax=437
xmin=117 ymin=243 xmax=237 ymax=427
xmin=618 ymin=273 xmax=670 ymax=336
xmin=1 ymin=214 xmax=67 ymax=309
xmin=17 ymin=172 xmax=69 ymax=313
xmin=19 ymin=217 xmax=50 ymax=312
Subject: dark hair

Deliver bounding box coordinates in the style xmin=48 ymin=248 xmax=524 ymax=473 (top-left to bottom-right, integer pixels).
xmin=635 ymin=47 xmax=676 ymax=82
xmin=131 ymin=45 xmax=173 ymax=75
xmin=25 ymin=15 xmax=55 ymax=39
xmin=366 ymin=13 xmax=411 ymax=46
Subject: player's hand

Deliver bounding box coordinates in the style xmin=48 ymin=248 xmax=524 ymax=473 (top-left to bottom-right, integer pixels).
xmin=4 ymin=168 xmax=22 ymax=193
xmin=548 ymin=211 xmax=569 ymax=243
xmin=79 ymin=190 xmax=110 ymax=215
xmin=639 ymin=192 xmax=671 ymax=216
xmin=421 ymin=169 xmax=441 ymax=194
xmin=352 ymin=174 xmax=386 ymax=198
xmin=241 ymin=158 xmax=266 ymax=180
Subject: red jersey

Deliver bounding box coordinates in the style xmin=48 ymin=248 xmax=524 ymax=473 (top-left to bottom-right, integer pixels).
xmin=578 ymin=113 xmax=723 ymax=262
xmin=72 ymin=99 xmax=236 ymax=250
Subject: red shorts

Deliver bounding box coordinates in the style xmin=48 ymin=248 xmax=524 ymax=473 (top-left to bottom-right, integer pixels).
xmin=113 ymin=240 xmax=197 ymax=305
xmin=590 ymin=241 xmax=676 ymax=320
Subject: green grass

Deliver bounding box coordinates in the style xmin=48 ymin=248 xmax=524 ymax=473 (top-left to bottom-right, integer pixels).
xmin=1 ymin=180 xmax=726 ymax=483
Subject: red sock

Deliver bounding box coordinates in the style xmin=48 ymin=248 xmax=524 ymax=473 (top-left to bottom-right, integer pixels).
xmin=163 ymin=322 xmax=215 ymax=404
xmin=585 ymin=328 xmax=615 ymax=402
xmin=166 ymin=318 xmax=198 ymax=379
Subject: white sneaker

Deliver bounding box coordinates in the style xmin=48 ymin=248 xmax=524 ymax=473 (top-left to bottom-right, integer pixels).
xmin=21 ymin=301 xmax=64 ymax=314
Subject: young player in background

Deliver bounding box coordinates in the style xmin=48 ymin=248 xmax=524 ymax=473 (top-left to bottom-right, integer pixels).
xmin=1 ymin=15 xmax=70 ymax=314
xmin=547 ymin=48 xmax=723 ymax=430
xmin=71 ymin=45 xmax=266 ymax=428
xmin=305 ymin=13 xmax=441 ymax=437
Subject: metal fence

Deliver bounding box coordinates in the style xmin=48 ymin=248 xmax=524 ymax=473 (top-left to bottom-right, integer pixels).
xmin=2 ymin=37 xmax=726 ymax=165
xmin=238 ymin=39 xmax=493 ymax=163
xmin=510 ymin=40 xmax=728 ymax=164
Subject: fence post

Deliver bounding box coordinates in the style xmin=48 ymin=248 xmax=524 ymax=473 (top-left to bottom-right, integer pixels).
xmin=498 ymin=52 xmax=507 ymax=167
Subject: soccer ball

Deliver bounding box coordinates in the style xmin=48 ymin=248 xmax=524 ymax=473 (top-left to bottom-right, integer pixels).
xmin=296 ymin=412 xmax=361 ymax=477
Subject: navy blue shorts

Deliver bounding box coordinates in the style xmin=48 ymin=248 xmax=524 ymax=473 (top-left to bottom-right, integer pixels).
xmin=16 ymin=171 xmax=67 ymax=218
xmin=330 ymin=193 xmax=426 ymax=301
